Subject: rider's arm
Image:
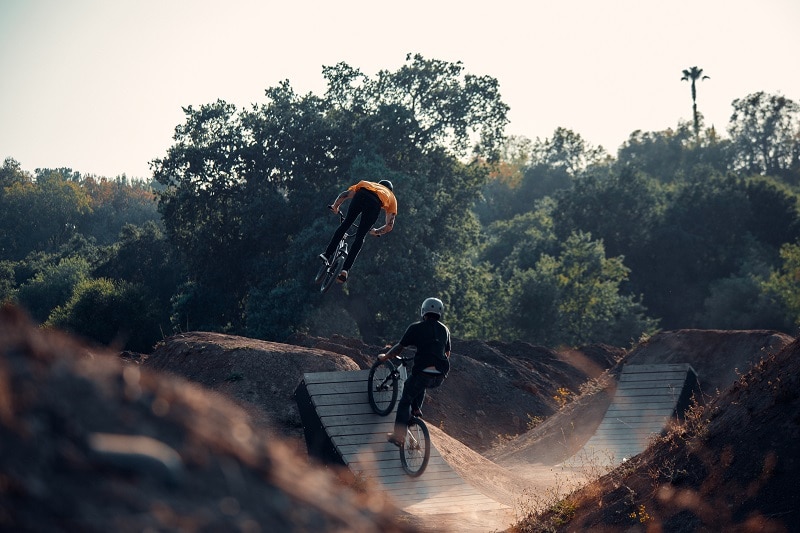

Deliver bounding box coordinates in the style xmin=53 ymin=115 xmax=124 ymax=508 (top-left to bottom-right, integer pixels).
xmin=378 ymin=342 xmax=404 ymax=362
xmin=330 ymin=190 xmax=354 ymax=213
xmin=370 ymin=212 xmax=395 ymax=236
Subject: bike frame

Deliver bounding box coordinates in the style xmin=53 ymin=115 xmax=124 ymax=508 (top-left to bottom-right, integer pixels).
xmin=316 ymin=211 xmax=359 ymax=292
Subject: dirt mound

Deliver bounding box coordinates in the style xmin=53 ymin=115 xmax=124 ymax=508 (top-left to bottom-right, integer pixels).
xmin=0 ymin=306 xmax=416 ymax=533
xmin=625 ymin=329 xmax=794 ymax=394
xmin=287 ymin=333 xmax=624 ymax=451
xmin=528 ymin=335 xmax=800 ymax=532
xmin=144 ymin=332 xmax=361 ymax=452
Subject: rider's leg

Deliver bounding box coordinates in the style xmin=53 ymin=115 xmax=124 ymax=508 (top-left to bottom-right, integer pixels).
xmin=391 ymin=373 xmax=426 ymax=441
xmin=341 ymin=198 xmax=380 ymax=272
xmin=410 ymin=387 xmax=426 ymax=418
xmin=322 ymin=201 xmax=363 ymax=260
xmin=411 ymin=374 xmax=442 ymax=417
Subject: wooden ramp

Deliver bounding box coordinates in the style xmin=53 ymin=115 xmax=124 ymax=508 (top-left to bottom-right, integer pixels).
xmin=566 ymin=363 xmax=700 ymax=466
xmin=294 ymin=369 xmax=507 ymax=515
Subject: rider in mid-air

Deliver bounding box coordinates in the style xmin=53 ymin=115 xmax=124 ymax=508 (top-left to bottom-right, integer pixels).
xmin=319 ymin=179 xmax=397 ymax=283
xmin=380 ymin=297 xmax=451 ymax=447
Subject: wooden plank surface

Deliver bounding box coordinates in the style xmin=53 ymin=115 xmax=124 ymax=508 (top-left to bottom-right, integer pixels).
xmin=300 ymin=370 xmax=507 ymax=515
xmin=566 ymin=363 xmax=697 ymax=466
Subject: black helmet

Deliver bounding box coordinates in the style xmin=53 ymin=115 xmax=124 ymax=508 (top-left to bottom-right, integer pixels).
xmin=378 ymin=179 xmax=393 ymax=192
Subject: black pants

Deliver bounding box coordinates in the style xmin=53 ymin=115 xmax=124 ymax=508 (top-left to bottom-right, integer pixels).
xmin=324 ymin=189 xmax=382 ymax=272
xmin=393 ymin=372 xmax=444 ymax=436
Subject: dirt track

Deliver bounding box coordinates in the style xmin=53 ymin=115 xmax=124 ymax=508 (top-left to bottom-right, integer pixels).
xmin=1 ymin=302 xmax=795 ymax=533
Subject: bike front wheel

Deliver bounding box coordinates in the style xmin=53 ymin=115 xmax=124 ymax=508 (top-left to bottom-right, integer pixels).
xmin=401 ymin=417 xmax=430 ymax=477
xmin=367 ymin=359 xmax=398 ymax=416
xmin=313 ymin=261 xmax=328 ymax=284
xmin=320 ymin=255 xmax=345 ymax=293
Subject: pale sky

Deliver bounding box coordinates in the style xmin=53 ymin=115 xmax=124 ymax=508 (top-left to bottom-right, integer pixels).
xmin=1 ymin=0 xmax=798 ymax=180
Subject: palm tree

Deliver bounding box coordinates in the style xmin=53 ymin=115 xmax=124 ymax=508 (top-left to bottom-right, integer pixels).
xmin=681 ymin=66 xmax=710 ymax=140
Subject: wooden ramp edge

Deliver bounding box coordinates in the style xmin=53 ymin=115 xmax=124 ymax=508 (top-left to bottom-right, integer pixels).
xmin=294 ymin=369 xmax=507 ymax=515
xmin=565 ymin=363 xmax=700 ymax=466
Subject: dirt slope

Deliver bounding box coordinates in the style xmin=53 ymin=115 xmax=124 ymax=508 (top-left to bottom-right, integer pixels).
xmin=0 ymin=306 xmax=416 ymax=533
xmin=526 ymin=335 xmax=800 ymax=532
xmin=623 ymin=329 xmax=794 ymax=394
xmin=142 ymin=332 xmax=361 ymax=453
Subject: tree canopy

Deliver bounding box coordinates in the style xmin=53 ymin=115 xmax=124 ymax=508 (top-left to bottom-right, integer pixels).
xmin=3 ymin=57 xmax=799 ymax=352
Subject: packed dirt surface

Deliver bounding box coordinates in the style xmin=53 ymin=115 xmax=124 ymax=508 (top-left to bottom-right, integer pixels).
xmin=1 ymin=301 xmax=797 ymax=532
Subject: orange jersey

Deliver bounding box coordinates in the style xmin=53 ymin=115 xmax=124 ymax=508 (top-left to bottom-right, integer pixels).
xmin=349 ymin=180 xmax=398 ymax=215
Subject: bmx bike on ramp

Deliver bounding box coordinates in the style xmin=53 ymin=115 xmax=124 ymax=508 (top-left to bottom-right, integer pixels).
xmin=294 ymin=368 xmax=508 ymax=515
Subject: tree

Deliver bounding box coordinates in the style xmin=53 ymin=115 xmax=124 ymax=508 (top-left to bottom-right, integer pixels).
xmin=643 ymin=175 xmax=753 ymax=327
xmin=762 ymin=242 xmax=800 ymax=330
xmin=93 ymin=221 xmax=184 ymax=343
xmin=530 ymin=127 xmax=609 ymax=177
xmin=476 ymin=129 xmax=608 ymax=224
xmin=728 ymin=91 xmax=800 ymax=183
xmin=153 ymin=55 xmax=509 ymax=342
xmin=80 ymin=176 xmax=159 ymax=244
xmin=681 ymin=66 xmax=710 ymax=140
xmin=368 ymin=53 xmax=509 ymax=160
xmin=46 ymin=277 xmax=154 ymax=351
xmin=152 ymin=100 xmax=255 ymax=331
xmin=0 ymin=169 xmax=91 ymax=260
xmin=480 ymin=199 xmax=559 ymax=276
xmin=0 ymin=157 xmax=30 ymax=188
xmin=503 ymin=231 xmax=658 ymax=346
xmin=15 ymin=256 xmax=90 ymax=323
xmin=552 ymin=168 xmax=665 ymax=269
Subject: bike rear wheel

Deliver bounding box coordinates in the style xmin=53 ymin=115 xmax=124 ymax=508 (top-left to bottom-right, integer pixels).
xmin=367 ymin=359 xmax=398 ymax=416
xmin=400 ymin=417 xmax=430 ymax=477
xmin=320 ymin=255 xmax=345 ymax=293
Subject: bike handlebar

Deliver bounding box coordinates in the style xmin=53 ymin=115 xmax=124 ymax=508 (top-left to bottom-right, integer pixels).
xmin=379 ymin=354 xmax=414 ymax=365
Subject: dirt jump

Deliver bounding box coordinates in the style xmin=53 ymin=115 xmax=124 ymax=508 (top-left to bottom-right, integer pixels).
xmin=0 ymin=302 xmax=796 ymax=532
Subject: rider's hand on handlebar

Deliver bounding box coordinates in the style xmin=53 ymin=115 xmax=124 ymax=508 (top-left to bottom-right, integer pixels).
xmin=328 ymin=204 xmax=338 ymax=214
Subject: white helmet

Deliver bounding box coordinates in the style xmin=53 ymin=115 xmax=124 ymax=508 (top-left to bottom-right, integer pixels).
xmin=420 ymin=297 xmax=444 ymax=318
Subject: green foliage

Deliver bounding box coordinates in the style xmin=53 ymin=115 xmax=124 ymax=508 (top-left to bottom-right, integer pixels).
xmin=15 ymin=256 xmax=90 ymax=323
xmin=728 ymin=91 xmax=800 ymax=183
xmin=699 ymin=271 xmax=791 ymax=330
xmin=4 ymin=64 xmax=800 ymax=350
xmin=477 ymin=129 xmax=608 ymax=224
xmin=153 ymin=55 xmax=507 ymax=342
xmin=644 ymin=174 xmax=764 ymax=327
xmin=245 ymin=279 xmax=309 ymax=342
xmin=46 ymin=277 xmax=155 ymax=351
xmin=552 ymin=168 xmax=665 ymax=261
xmin=0 ymin=261 xmax=15 ymax=303
xmin=503 ymin=232 xmax=658 ymax=346
xmin=0 ymin=169 xmax=91 ymax=260
xmin=762 ymin=242 xmax=800 ymax=329
xmin=530 ymin=127 xmax=609 ymax=176
xmin=367 ymin=53 xmax=509 ymax=160
xmin=482 ymin=200 xmax=559 ymax=276
xmin=80 ymin=176 xmax=159 ymax=244
xmin=93 ymin=221 xmax=183 ymax=343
